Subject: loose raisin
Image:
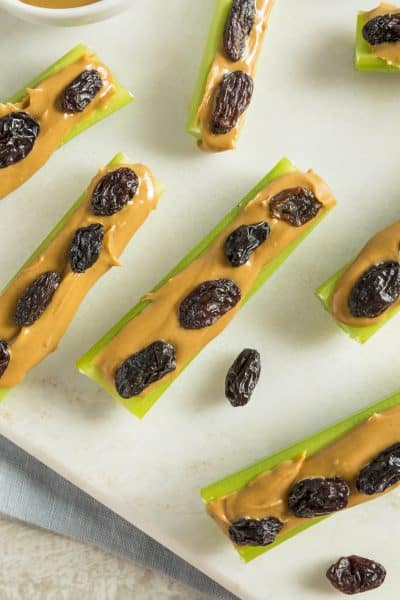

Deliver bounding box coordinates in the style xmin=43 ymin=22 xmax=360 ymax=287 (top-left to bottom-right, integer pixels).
xmin=326 ymin=555 xmax=386 ymax=595
xmin=288 ymin=477 xmax=350 ymax=518
xmin=210 ymin=71 xmax=253 ymax=134
xmin=179 ymin=279 xmax=241 ymax=329
xmin=60 ymin=70 xmax=103 ymax=113
xmin=224 ymin=222 xmax=270 ymax=267
xmin=225 ymin=348 xmax=261 ymax=406
xmin=0 ymin=341 xmax=10 ymax=379
xmin=269 ymin=187 xmax=322 ymax=227
xmin=69 ymin=223 xmax=105 ymax=273
xmin=223 ymin=0 xmax=256 ymax=62
xmin=0 ymin=111 xmax=40 ymax=169
xmin=362 ymin=13 xmax=400 ymax=45
xmin=356 ymin=442 xmax=400 ymax=495
xmin=348 ymin=262 xmax=400 ymax=319
xmin=91 ymin=167 xmax=139 ymax=216
xmin=229 ymin=517 xmax=283 ymax=546
xmin=115 ymin=341 xmax=176 ymax=399
xmin=14 ymin=271 xmax=61 ymax=327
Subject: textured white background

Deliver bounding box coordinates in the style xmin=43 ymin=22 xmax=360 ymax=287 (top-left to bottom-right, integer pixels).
xmin=0 ymin=1 xmax=400 ymax=598
xmin=0 ymin=516 xmax=206 ymax=599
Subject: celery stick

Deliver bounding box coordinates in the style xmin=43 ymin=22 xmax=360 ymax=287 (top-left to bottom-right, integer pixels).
xmin=0 ymin=151 xmax=130 ymax=403
xmin=355 ymin=11 xmax=400 ymax=71
xmin=6 ymin=43 xmax=133 ymax=148
xmin=77 ymin=158 xmax=335 ymax=419
xmin=201 ymin=390 xmax=400 ymax=562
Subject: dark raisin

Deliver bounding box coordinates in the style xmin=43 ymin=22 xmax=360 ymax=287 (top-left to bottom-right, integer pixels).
xmin=91 ymin=167 xmax=139 ymax=216
xmin=362 ymin=13 xmax=400 ymax=45
xmin=224 ymin=222 xmax=270 ymax=267
xmin=269 ymin=186 xmax=322 ymax=227
xmin=210 ymin=71 xmax=253 ymax=134
xmin=356 ymin=442 xmax=400 ymax=495
xmin=0 ymin=341 xmax=10 ymax=379
xmin=348 ymin=262 xmax=400 ymax=319
xmin=69 ymin=223 xmax=105 ymax=274
xmin=60 ymin=70 xmax=103 ymax=113
xmin=115 ymin=341 xmax=176 ymax=399
xmin=179 ymin=279 xmax=241 ymax=329
xmin=225 ymin=348 xmax=261 ymax=407
xmin=14 ymin=271 xmax=61 ymax=327
xmin=223 ymin=0 xmax=256 ymax=62
xmin=326 ymin=555 xmax=386 ymax=595
xmin=229 ymin=517 xmax=283 ymax=546
xmin=0 ymin=111 xmax=40 ymax=169
xmin=288 ymin=477 xmax=350 ymax=518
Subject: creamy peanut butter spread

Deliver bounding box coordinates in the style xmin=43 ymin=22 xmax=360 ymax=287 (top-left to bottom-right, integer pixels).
xmin=207 ymin=405 xmax=400 ymax=542
xmin=21 ymin=0 xmax=97 ymax=7
xmin=197 ymin=0 xmax=274 ymax=152
xmin=94 ymin=170 xmax=335 ymax=398
xmin=0 ymin=53 xmax=114 ymax=201
xmin=363 ymin=3 xmax=400 ymax=64
xmin=330 ymin=219 xmax=400 ymax=326
xmin=0 ymin=163 xmax=158 ymax=388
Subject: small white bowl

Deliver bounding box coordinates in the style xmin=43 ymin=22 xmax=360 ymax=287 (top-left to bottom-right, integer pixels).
xmin=0 ymin=0 xmax=131 ymax=26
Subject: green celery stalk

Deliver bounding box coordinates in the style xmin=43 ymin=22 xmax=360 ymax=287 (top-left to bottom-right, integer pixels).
xmin=77 ymin=158 xmax=335 ymax=419
xmin=6 ymin=43 xmax=133 ymax=148
xmin=0 ymin=151 xmax=131 ymax=403
xmin=201 ymin=390 xmax=400 ymax=562
xmin=355 ymin=11 xmax=400 ymax=71
xmin=316 ymin=259 xmax=400 ymax=343
xmin=187 ymin=0 xmax=232 ymax=138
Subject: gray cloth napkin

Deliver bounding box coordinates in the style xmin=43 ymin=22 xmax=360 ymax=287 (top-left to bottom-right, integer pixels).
xmin=0 ymin=434 xmax=236 ymax=600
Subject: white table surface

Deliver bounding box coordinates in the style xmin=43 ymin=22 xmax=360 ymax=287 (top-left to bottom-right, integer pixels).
xmin=1 ymin=1 xmax=400 ymax=599
xmin=0 ymin=515 xmax=206 ymax=599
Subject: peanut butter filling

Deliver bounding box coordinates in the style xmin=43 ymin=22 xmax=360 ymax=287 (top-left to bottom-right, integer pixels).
xmin=0 ymin=163 xmax=158 ymax=388
xmin=197 ymin=0 xmax=274 ymax=152
xmin=362 ymin=3 xmax=400 ymax=64
xmin=20 ymin=0 xmax=98 ymax=7
xmin=330 ymin=219 xmax=400 ymax=327
xmin=94 ymin=170 xmax=335 ymax=399
xmin=207 ymin=405 xmax=400 ymax=542
xmin=0 ymin=53 xmax=115 ymax=201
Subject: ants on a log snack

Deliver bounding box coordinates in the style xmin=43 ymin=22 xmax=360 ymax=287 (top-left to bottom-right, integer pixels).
xmin=0 ymin=153 xmax=160 ymax=400
xmin=202 ymin=391 xmax=400 ymax=562
xmin=187 ymin=0 xmax=275 ymax=151
xmin=78 ymin=158 xmax=335 ymax=419
xmin=0 ymin=44 xmax=132 ymax=201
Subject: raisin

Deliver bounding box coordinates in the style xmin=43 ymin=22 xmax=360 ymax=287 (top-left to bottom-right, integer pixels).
xmin=0 ymin=341 xmax=10 ymax=379
xmin=225 ymin=348 xmax=261 ymax=407
xmin=269 ymin=187 xmax=322 ymax=227
xmin=179 ymin=279 xmax=241 ymax=329
xmin=362 ymin=13 xmax=400 ymax=45
xmin=229 ymin=517 xmax=283 ymax=546
xmin=60 ymin=70 xmax=103 ymax=113
xmin=0 ymin=111 xmax=40 ymax=169
xmin=91 ymin=167 xmax=139 ymax=216
xmin=224 ymin=222 xmax=270 ymax=267
xmin=210 ymin=71 xmax=253 ymax=134
xmin=14 ymin=271 xmax=61 ymax=327
xmin=356 ymin=442 xmax=400 ymax=495
xmin=223 ymin=0 xmax=256 ymax=62
xmin=348 ymin=262 xmax=400 ymax=319
xmin=115 ymin=341 xmax=176 ymax=399
xmin=69 ymin=223 xmax=105 ymax=274
xmin=288 ymin=477 xmax=350 ymax=518
xmin=326 ymin=555 xmax=386 ymax=595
